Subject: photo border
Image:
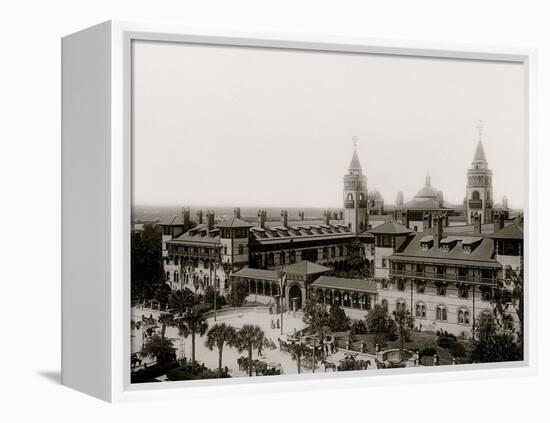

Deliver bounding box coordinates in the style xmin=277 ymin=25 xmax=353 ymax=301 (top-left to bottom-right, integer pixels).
xmin=110 ymin=21 xmax=537 ymax=402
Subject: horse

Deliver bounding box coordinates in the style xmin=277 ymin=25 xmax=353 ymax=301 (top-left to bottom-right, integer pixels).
xmin=322 ymin=360 xmax=337 ymax=372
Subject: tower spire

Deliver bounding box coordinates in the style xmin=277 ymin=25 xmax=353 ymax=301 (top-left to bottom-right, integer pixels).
xmin=425 ymin=172 xmax=431 ymax=187
xmin=473 ymin=121 xmax=487 ymax=163
xmin=348 ymin=136 xmax=362 ymax=174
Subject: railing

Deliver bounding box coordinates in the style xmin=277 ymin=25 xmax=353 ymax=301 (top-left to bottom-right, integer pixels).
xmin=344 ymin=200 xmax=355 ymax=208
xmin=468 ymin=200 xmax=483 ymax=209
xmin=389 ymin=269 xmax=497 ymax=285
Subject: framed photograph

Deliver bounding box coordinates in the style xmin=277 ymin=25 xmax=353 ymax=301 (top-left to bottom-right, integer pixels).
xmin=62 ymin=21 xmax=536 ymax=402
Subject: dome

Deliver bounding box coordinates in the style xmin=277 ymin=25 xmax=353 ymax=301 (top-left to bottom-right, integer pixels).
xmin=415 ymin=185 xmax=439 ymax=199
xmin=414 ymin=173 xmax=439 ymax=199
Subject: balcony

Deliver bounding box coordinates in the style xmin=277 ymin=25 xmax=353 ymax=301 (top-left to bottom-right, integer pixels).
xmin=344 ymin=200 xmax=355 ymax=209
xmin=358 ymin=200 xmax=368 ymax=208
xmin=389 ymin=269 xmax=497 ymax=286
xmin=468 ymin=200 xmax=482 ymax=209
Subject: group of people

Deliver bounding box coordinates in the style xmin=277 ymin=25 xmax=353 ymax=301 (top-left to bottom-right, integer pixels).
xmin=269 ymin=318 xmax=281 ymax=329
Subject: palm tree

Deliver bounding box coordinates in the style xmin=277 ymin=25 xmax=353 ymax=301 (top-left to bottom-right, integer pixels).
xmin=235 ymin=325 xmax=265 ymax=377
xmin=157 ymin=312 xmax=173 ymax=341
xmin=393 ymin=308 xmax=415 ymax=360
xmin=177 ymin=306 xmax=208 ymax=364
xmin=205 ymin=323 xmax=237 ymax=377
xmin=289 ymin=342 xmax=308 ymax=374
xmin=141 ymin=334 xmax=176 ymax=366
xmin=168 ymin=288 xmax=196 ymax=317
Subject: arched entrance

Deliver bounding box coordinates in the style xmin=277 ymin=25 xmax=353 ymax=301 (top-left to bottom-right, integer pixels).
xmin=288 ymin=284 xmax=303 ymax=310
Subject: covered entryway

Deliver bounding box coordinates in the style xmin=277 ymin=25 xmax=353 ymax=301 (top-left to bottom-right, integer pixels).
xmin=288 ymin=284 xmax=303 ymax=310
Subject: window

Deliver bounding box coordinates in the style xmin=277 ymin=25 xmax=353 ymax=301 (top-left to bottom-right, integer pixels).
xmin=381 ymin=299 xmax=388 ymax=309
xmin=436 ymin=305 xmax=447 ymax=321
xmin=397 ymin=279 xmax=406 ymax=291
xmin=416 ymin=281 xmax=425 ymax=294
xmin=238 ymin=244 xmax=244 ymax=255
xmin=174 ymin=271 xmax=179 ymax=283
xmin=503 ymin=315 xmax=514 ymax=331
xmin=416 ymin=303 xmax=426 ymax=318
xmin=359 ymin=193 xmax=364 ymax=201
xmin=223 ymin=245 xmax=228 ymax=255
xmin=396 ymin=300 xmax=406 ymax=311
xmin=382 ymin=279 xmax=391 ymax=289
xmin=458 ymin=284 xmax=470 ymax=299
xmin=436 ymin=283 xmax=447 ymax=296
xmin=166 ymin=271 xmax=171 ymax=281
xmin=382 ymin=258 xmax=387 ymax=268
xmin=280 ymin=251 xmax=285 ymax=265
xmin=472 ymin=190 xmax=480 ymax=200
xmin=331 ymin=246 xmax=336 ymax=257
xmin=458 ymin=308 xmax=470 ymax=325
xmin=347 ymin=193 xmax=353 ymax=201
xmin=338 ymin=245 xmax=343 ymax=256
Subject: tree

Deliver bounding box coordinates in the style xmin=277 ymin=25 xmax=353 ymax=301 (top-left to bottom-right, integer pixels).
xmin=235 ymin=325 xmax=265 ymax=377
xmin=347 ymin=239 xmax=365 ymax=270
xmin=472 ymin=313 xmax=522 ymax=363
xmin=131 ymin=223 xmax=163 ymax=302
xmin=289 ymin=342 xmax=308 ymax=374
xmin=227 ymin=280 xmax=249 ymax=307
xmin=141 ymin=334 xmax=176 ymax=366
xmin=168 ymin=287 xmax=196 ymax=317
xmin=365 ymin=305 xmax=396 ymax=345
xmin=205 ymin=323 xmax=237 ymax=377
xmin=176 ymin=305 xmax=209 ymax=364
xmin=392 ymin=308 xmax=415 ymax=359
xmin=302 ymin=291 xmax=330 ymax=339
xmin=328 ymin=303 xmax=350 ymax=332
xmin=204 ymin=285 xmax=226 ymax=310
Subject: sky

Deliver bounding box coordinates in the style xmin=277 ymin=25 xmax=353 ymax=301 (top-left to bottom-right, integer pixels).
xmin=132 ymin=40 xmax=525 ymax=210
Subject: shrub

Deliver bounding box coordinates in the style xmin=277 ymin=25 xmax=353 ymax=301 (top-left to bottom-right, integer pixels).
xmin=450 ymin=342 xmax=467 ymax=358
xmin=421 ymin=347 xmax=437 ymax=357
xmin=166 ymin=363 xmax=231 ymax=381
xmin=350 ymin=319 xmax=368 ymax=335
xmin=437 ymin=334 xmax=457 ymax=349
xmin=131 ymin=360 xmax=179 ymax=384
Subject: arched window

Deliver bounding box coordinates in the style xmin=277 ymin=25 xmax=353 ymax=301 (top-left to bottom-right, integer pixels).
xmin=416 ymin=303 xmax=426 ymax=318
xmin=503 ymin=315 xmax=514 ymax=331
xmin=166 ymin=271 xmax=171 ymax=281
xmin=279 ymin=251 xmax=285 ymax=265
xmin=458 ymin=308 xmax=469 ymax=325
xmin=268 ymin=252 xmax=274 ymax=266
xmin=396 ymin=300 xmax=406 ymax=311
xmin=359 ymin=193 xmax=364 ymax=201
xmin=224 ymin=245 xmax=228 ymax=255
xmin=174 ymin=271 xmax=179 ymax=283
xmin=436 ymin=305 xmax=447 ymax=321
xmin=347 ymin=193 xmax=353 ymax=201
xmin=471 ymin=190 xmax=480 ymax=201
xmin=381 ymin=299 xmax=388 ymax=309
xmin=238 ymin=244 xmax=244 ymax=255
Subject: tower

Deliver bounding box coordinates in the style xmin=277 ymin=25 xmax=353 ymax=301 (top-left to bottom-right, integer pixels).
xmin=343 ymin=138 xmax=368 ymax=233
xmin=466 ymin=121 xmax=493 ymax=224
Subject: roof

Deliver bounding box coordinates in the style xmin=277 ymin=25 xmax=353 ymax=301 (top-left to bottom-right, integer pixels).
xmin=490 ymin=222 xmax=524 ymax=240
xmin=403 ymin=198 xmax=443 ymax=210
xmin=473 ymin=140 xmax=487 ymax=162
xmin=283 ymin=261 xmax=330 ymax=275
xmin=312 ymin=276 xmax=378 ymax=293
xmin=250 ymin=222 xmax=353 ymax=244
xmin=349 ymin=149 xmax=362 ymax=172
xmin=232 ymin=267 xmax=280 ymax=281
xmin=368 ymin=221 xmax=414 ymax=235
xmin=389 ymin=232 xmax=500 ymax=268
xmin=159 ymin=215 xmax=185 ymax=226
xmin=216 ymin=217 xmax=254 ymax=228
xmin=168 ymin=224 xmax=221 ymax=246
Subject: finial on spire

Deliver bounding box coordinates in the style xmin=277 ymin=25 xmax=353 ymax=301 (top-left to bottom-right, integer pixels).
xmin=352 ymin=136 xmax=358 ymax=149
xmin=477 ymin=120 xmax=484 ymax=142
xmin=426 ymin=172 xmax=431 ymax=187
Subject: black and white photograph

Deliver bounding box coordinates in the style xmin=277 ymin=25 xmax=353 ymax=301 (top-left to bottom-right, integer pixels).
xmin=130 ymin=40 xmax=525 ymax=383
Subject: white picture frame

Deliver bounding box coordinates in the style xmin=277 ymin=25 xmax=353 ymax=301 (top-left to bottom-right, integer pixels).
xmin=61 ymin=20 xmax=537 ymax=403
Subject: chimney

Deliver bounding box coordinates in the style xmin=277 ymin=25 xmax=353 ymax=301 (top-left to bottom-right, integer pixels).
xmin=433 ymin=214 xmax=444 ymax=248
xmin=182 ymin=207 xmax=190 ymax=228
xmin=472 ymin=212 xmax=481 ymax=234
xmin=502 ymin=196 xmax=509 ymax=210
xmin=280 ymin=210 xmax=288 ymax=228
xmin=493 ymin=210 xmax=505 ymax=232
xmin=423 ymin=212 xmax=432 ymax=231
xmin=298 ymin=211 xmax=304 ymax=221
xmin=233 ymin=207 xmax=241 ymax=219
xmin=396 ymin=191 xmax=404 ymax=207
xmin=197 ymin=210 xmax=203 ymax=224
xmin=401 ymin=210 xmax=409 ymax=228
xmin=258 ymin=210 xmax=266 ymax=229
xmin=323 ymin=210 xmax=330 ymax=225
xmin=206 ymin=210 xmax=215 ymax=231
